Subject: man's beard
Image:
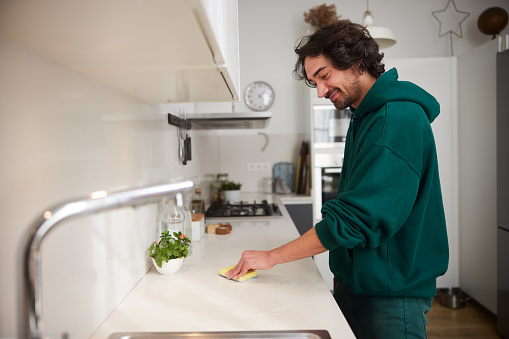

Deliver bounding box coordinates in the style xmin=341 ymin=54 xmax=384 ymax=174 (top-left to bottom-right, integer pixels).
xmin=332 ymin=91 xmax=354 ymax=110
xmin=327 ymin=73 xmax=361 ymax=110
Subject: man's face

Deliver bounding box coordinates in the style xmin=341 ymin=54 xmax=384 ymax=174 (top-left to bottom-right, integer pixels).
xmin=304 ymin=55 xmax=362 ymax=110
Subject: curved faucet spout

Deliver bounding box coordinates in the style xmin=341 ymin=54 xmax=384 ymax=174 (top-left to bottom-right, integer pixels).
xmin=18 ymin=181 xmax=194 ymax=339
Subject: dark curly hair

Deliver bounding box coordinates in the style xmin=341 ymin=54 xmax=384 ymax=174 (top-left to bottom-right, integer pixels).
xmin=293 ymin=20 xmax=385 ymax=87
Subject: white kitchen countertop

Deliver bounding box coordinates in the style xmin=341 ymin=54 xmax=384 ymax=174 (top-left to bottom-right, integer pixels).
xmin=90 ymin=195 xmax=354 ymax=339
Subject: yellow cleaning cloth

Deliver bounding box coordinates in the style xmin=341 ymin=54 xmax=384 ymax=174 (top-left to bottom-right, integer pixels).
xmin=219 ymin=265 xmax=257 ymax=282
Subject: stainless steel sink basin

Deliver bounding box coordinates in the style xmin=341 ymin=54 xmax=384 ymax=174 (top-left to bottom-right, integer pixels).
xmin=108 ymin=330 xmax=331 ymax=339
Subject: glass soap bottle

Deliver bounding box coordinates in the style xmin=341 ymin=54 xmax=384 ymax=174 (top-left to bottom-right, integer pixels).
xmin=160 ymin=194 xmax=185 ymax=236
xmin=182 ymin=194 xmax=193 ymax=254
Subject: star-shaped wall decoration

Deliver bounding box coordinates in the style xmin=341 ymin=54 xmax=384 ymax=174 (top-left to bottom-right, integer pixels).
xmin=432 ymin=0 xmax=470 ymax=38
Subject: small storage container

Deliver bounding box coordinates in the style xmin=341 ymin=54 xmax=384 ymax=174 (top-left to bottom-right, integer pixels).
xmin=191 ymin=213 xmax=205 ymax=241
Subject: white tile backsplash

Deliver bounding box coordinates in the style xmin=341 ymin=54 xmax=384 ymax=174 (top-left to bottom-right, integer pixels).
xmin=218 ymin=133 xmax=303 ymax=192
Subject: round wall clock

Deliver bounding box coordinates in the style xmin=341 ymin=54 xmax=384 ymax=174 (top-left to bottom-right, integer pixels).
xmin=244 ymin=81 xmax=275 ymax=111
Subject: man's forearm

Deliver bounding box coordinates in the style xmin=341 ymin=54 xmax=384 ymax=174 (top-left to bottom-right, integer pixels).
xmin=268 ymin=227 xmax=327 ymax=266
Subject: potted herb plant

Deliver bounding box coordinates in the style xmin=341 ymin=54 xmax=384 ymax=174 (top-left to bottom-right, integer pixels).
xmin=221 ymin=181 xmax=242 ymax=203
xmin=148 ymin=230 xmax=191 ymax=275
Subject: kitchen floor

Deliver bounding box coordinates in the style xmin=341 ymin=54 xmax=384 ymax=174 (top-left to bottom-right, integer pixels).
xmin=427 ymin=296 xmax=500 ymax=338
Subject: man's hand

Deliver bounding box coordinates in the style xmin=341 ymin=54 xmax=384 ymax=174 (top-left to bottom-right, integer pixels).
xmin=225 ymin=227 xmax=327 ymax=280
xmin=226 ymin=250 xmax=274 ymax=280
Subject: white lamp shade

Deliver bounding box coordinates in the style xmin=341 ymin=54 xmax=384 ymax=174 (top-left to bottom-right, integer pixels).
xmin=367 ymin=26 xmax=397 ymax=49
xmin=363 ymin=11 xmax=397 ymax=49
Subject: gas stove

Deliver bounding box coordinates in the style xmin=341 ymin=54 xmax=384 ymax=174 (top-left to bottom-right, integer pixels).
xmin=205 ymin=200 xmax=282 ymax=219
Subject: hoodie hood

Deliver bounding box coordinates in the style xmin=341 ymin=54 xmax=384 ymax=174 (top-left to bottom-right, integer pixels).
xmin=353 ymin=68 xmax=440 ymax=123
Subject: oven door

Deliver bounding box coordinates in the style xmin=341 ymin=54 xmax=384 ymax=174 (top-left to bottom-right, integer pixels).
xmin=313 ymin=167 xmax=341 ymax=221
xmin=322 ymin=168 xmax=341 ymax=205
xmin=313 ymin=151 xmax=344 ymax=222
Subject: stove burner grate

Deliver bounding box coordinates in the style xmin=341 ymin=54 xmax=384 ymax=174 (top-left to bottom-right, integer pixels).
xmin=205 ymin=200 xmax=282 ymax=218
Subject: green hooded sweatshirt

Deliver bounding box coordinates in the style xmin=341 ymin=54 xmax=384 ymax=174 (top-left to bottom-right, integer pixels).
xmin=315 ymin=68 xmax=449 ymax=298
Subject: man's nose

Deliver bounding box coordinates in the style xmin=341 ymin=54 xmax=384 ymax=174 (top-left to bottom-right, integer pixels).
xmin=316 ymin=83 xmax=328 ymax=98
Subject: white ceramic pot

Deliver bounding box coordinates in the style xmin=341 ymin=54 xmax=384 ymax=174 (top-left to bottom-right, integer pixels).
xmin=223 ymin=190 xmax=240 ymax=203
xmin=152 ymin=257 xmax=184 ymax=275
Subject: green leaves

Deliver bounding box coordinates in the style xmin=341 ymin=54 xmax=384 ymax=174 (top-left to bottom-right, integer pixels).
xmin=148 ymin=230 xmax=191 ymax=266
xmin=221 ymin=181 xmax=242 ymax=190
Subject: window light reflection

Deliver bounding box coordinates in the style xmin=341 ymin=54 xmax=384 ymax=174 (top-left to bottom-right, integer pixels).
xmin=90 ymin=190 xmax=107 ymax=199
xmin=43 ymin=211 xmax=52 ymax=219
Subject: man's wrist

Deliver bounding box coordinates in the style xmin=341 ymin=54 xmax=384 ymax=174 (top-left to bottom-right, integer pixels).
xmin=266 ymin=248 xmax=279 ymax=268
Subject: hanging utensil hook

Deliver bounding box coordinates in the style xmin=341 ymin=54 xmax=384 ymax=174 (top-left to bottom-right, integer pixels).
xmin=258 ymin=132 xmax=269 ymax=151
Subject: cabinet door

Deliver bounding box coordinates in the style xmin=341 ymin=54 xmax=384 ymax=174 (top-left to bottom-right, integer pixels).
xmin=0 ymin=0 xmax=239 ymax=103
xmin=200 ymin=0 xmax=240 ymax=98
xmin=285 ymin=203 xmax=313 ymax=236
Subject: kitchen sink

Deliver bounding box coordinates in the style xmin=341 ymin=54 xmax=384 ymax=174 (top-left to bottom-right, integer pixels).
xmin=108 ymin=330 xmax=330 ymax=339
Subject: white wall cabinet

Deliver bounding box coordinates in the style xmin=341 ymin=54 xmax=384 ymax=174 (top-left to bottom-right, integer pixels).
xmin=0 ymin=0 xmax=239 ymax=104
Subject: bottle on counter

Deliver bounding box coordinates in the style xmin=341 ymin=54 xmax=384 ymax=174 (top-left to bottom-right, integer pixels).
xmin=203 ymin=173 xmax=215 ymax=207
xmin=182 ymin=203 xmax=193 ymax=255
xmin=160 ymin=194 xmax=185 ymax=236
xmin=263 ymin=176 xmax=273 ymax=194
xmin=190 ymin=188 xmax=205 ymax=214
xmin=215 ymin=173 xmax=229 ymax=203
xmin=209 ymin=173 xmax=228 ymax=204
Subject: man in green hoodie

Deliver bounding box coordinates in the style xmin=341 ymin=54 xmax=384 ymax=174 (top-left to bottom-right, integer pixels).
xmin=227 ymin=19 xmax=449 ymax=338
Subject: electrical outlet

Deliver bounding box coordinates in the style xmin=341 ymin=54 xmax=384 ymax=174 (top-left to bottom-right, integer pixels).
xmin=247 ymin=163 xmax=271 ymax=172
xmin=260 ymin=163 xmax=270 ymax=172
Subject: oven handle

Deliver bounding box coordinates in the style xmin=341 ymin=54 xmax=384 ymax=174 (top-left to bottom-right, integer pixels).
xmin=323 ymin=168 xmax=342 ymax=174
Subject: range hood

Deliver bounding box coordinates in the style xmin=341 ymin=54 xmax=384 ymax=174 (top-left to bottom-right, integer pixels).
xmin=186 ymin=112 xmax=271 ymax=129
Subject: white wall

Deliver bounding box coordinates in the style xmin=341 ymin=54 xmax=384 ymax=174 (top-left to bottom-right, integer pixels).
xmin=217 ymin=133 xmax=304 ymax=192
xmin=0 ymin=37 xmax=219 ymax=338
xmin=457 ymin=38 xmax=499 ymax=314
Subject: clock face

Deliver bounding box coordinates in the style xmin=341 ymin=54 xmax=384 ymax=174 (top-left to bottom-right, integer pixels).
xmin=244 ymin=81 xmax=275 ymax=111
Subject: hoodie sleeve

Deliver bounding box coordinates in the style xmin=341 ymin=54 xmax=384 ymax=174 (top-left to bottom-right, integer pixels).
xmin=315 ymin=143 xmax=421 ymax=250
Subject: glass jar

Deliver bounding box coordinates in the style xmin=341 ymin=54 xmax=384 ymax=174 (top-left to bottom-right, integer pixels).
xmin=190 ymin=188 xmax=205 ymax=214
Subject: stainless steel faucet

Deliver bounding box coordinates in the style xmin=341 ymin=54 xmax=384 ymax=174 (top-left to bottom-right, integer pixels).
xmin=18 ymin=181 xmax=194 ymax=339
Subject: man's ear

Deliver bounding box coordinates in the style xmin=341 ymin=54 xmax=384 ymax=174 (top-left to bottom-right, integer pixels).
xmin=354 ymin=60 xmax=364 ymax=75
